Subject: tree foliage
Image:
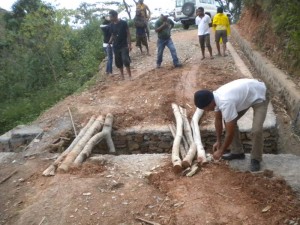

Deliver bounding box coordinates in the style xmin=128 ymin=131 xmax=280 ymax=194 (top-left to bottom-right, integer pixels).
xmin=0 ymin=0 xmax=111 ymax=134
xmin=242 ymin=0 xmax=300 ymax=74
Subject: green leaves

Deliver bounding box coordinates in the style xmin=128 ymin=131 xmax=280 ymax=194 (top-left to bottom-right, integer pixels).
xmin=0 ymin=1 xmax=107 ymax=134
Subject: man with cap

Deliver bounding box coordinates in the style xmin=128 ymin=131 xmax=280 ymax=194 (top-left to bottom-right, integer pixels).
xmin=194 ymin=78 xmax=269 ymax=172
xmin=155 ymin=13 xmax=182 ymax=68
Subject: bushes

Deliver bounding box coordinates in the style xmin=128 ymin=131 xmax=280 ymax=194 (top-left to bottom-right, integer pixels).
xmin=242 ymin=0 xmax=300 ymax=76
xmin=0 ymin=5 xmax=105 ymax=134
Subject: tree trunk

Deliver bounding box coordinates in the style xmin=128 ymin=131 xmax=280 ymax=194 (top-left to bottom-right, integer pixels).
xmin=171 ymin=103 xmax=183 ymax=173
xmin=179 ymin=106 xmax=194 ymax=145
xmin=74 ymin=113 xmax=115 ymax=165
xmin=168 ymin=124 xmax=187 ymax=159
xmin=58 ymin=115 xmax=104 ymax=172
xmin=191 ymin=108 xmax=207 ymax=164
xmin=123 ymin=0 xmax=132 ymax=20
xmin=180 ymin=106 xmax=197 ymax=168
xmin=42 ymin=116 xmax=96 ymax=176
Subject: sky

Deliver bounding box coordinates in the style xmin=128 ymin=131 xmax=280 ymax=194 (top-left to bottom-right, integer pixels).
xmin=0 ymin=0 xmax=175 ymax=12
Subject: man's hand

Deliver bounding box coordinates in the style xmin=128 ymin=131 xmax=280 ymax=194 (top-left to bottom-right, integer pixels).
xmin=128 ymin=44 xmax=132 ymax=51
xmin=212 ymin=141 xmax=223 ymax=160
xmin=213 ymin=149 xmax=223 ymax=160
xmin=212 ymin=141 xmax=221 ymax=152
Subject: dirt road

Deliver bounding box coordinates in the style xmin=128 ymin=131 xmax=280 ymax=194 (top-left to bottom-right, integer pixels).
xmin=0 ymin=29 xmax=299 ymax=225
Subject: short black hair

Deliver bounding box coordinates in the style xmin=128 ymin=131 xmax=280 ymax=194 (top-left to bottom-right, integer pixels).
xmin=217 ymin=7 xmax=223 ymax=13
xmin=109 ymin=10 xmax=118 ymax=17
xmin=194 ymin=90 xmax=214 ymax=109
xmin=197 ymin=7 xmax=204 ymax=12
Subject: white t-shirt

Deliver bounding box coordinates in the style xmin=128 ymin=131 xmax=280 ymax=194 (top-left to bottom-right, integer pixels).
xmin=195 ymin=14 xmax=211 ymax=36
xmin=213 ymin=79 xmax=267 ymax=123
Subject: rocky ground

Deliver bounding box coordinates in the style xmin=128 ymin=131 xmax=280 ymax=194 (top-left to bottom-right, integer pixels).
xmin=0 ymin=29 xmax=300 ymax=225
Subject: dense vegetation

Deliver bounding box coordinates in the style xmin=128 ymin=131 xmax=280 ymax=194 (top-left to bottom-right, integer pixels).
xmin=0 ymin=0 xmax=107 ymax=134
xmin=242 ymin=0 xmax=300 ymax=76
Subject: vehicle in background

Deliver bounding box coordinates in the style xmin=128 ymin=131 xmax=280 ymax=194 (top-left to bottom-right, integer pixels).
xmin=174 ymin=0 xmax=231 ymax=29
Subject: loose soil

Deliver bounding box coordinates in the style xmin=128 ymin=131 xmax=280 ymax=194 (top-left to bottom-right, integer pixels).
xmin=1 ymin=30 xmax=300 ymax=225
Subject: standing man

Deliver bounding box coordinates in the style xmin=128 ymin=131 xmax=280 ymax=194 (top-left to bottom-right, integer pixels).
xmin=134 ymin=0 xmax=151 ymax=41
xmin=194 ymin=79 xmax=269 ymax=172
xmin=212 ymin=7 xmax=230 ymax=57
xmin=155 ymin=13 xmax=182 ymax=69
xmin=108 ymin=10 xmax=132 ymax=80
xmin=134 ymin=10 xmax=150 ymax=55
xmin=100 ymin=17 xmax=113 ymax=75
xmin=195 ymin=7 xmax=213 ymax=60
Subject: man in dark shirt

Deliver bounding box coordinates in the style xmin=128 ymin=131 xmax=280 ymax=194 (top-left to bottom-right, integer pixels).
xmin=108 ymin=10 xmax=132 ymax=80
xmin=155 ymin=13 xmax=182 ymax=68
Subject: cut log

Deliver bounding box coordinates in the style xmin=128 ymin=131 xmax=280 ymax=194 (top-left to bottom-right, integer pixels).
xmin=180 ymin=106 xmax=197 ymax=168
xmin=182 ymin=143 xmax=197 ymax=168
xmin=179 ymin=106 xmax=194 ymax=145
xmin=186 ymin=162 xmax=200 ymax=177
xmin=171 ymin=103 xmax=183 ymax=173
xmin=58 ymin=115 xmax=104 ymax=172
xmin=42 ymin=116 xmax=96 ymax=176
xmin=74 ymin=113 xmax=115 ymax=165
xmin=191 ymin=108 xmax=207 ymax=164
xmin=168 ymin=124 xmax=187 ymax=159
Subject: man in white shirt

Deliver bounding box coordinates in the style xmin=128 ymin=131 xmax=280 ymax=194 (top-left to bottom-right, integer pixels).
xmin=195 ymin=7 xmax=213 ymax=60
xmin=194 ymin=79 xmax=269 ymax=171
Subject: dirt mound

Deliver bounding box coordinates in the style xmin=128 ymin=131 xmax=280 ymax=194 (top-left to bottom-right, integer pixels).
xmin=149 ymin=162 xmax=300 ymax=224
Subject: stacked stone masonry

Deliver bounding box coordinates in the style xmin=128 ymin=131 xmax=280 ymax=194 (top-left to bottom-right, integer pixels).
xmin=95 ymin=125 xmax=277 ymax=155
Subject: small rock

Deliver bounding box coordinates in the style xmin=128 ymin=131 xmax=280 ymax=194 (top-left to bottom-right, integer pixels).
xmin=106 ymin=175 xmax=113 ymax=178
xmin=70 ymin=215 xmax=74 ymax=218
xmin=262 ymin=205 xmax=271 ymax=213
xmin=173 ymin=202 xmax=185 ymax=208
xmin=83 ymin=192 xmax=92 ymax=196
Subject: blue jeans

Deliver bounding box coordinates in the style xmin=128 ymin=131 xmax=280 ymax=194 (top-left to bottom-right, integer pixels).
xmin=156 ymin=38 xmax=179 ymax=66
xmin=104 ymin=45 xmax=113 ymax=74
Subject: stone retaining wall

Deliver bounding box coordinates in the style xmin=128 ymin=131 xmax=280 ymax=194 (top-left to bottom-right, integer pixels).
xmin=0 ymin=125 xmax=43 ymax=152
xmin=95 ymin=125 xmax=277 ymax=155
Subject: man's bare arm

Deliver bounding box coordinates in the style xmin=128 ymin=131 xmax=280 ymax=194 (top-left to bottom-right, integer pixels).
xmin=126 ymin=27 xmax=132 ymax=50
xmin=146 ymin=5 xmax=151 ymax=19
xmin=220 ymin=120 xmax=236 ymax=153
xmin=215 ymin=111 xmax=223 ymax=143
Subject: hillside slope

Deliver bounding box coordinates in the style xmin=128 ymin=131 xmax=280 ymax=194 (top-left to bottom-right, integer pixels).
xmin=237 ymin=1 xmax=300 ymax=79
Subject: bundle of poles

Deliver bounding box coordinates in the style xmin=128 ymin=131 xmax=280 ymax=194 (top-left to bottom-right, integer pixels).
xmin=169 ymin=103 xmax=207 ymax=176
xmin=42 ymin=113 xmax=115 ymax=176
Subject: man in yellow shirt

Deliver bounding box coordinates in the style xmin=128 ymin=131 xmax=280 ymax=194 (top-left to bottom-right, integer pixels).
xmin=213 ymin=7 xmax=230 ymax=57
xmin=134 ymin=0 xmax=151 ymax=40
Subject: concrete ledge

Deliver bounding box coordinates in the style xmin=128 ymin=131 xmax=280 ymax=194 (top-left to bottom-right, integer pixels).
xmin=231 ymin=26 xmax=300 ymax=130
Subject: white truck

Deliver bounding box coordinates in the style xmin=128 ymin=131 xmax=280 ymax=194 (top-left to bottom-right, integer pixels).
xmin=174 ymin=0 xmax=230 ymax=29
